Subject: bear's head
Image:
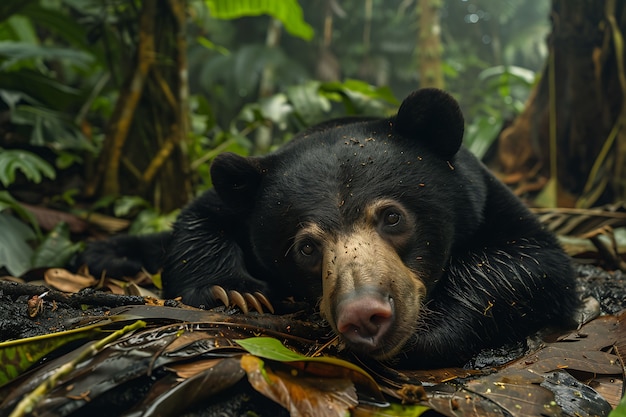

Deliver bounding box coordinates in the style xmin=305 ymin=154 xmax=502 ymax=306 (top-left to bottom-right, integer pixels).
xmin=211 ymin=89 xmax=475 ymax=360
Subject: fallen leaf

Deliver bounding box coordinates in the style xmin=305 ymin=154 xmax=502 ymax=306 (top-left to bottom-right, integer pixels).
xmin=44 ymin=268 xmax=98 ymax=293
xmin=241 ymin=354 xmax=358 ymax=417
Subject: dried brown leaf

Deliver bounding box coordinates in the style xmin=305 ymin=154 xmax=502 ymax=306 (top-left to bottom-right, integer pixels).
xmin=44 ymin=268 xmax=98 ymax=293
xmin=532 ymin=204 xmax=626 ymax=237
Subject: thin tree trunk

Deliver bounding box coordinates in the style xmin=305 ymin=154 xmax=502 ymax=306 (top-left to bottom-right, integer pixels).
xmin=254 ymin=18 xmax=282 ymax=154
xmin=417 ymin=0 xmax=444 ymax=89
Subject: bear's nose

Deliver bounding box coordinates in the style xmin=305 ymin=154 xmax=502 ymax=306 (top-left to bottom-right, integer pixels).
xmin=335 ymin=293 xmax=394 ymax=350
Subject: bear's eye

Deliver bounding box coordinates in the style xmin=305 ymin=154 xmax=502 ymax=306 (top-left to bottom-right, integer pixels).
xmin=384 ymin=210 xmax=401 ymax=226
xmin=300 ymin=242 xmax=316 ymax=256
xmin=293 ymin=238 xmax=322 ymax=271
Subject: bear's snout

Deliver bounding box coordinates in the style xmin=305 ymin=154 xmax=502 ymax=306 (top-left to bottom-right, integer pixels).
xmin=335 ymin=289 xmax=394 ymax=351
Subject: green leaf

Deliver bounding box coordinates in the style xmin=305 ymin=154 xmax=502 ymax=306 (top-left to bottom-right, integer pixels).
xmin=0 ymin=41 xmax=93 ymax=70
xmin=5 ymin=15 xmax=37 ymax=43
xmin=319 ymin=79 xmax=399 ymax=116
xmin=0 ymin=69 xmax=82 ymax=110
xmin=321 ymin=79 xmax=399 ymax=105
xmin=287 ymin=81 xmax=331 ymax=126
xmin=205 ymin=0 xmax=314 ymax=41
xmin=0 ymin=190 xmax=41 ymax=238
xmin=55 ymin=151 xmax=82 ymax=169
xmin=0 ymin=148 xmax=55 ymax=187
xmin=196 ymin=36 xmax=230 ymax=55
xmin=0 ymin=212 xmax=35 ymax=276
xmin=357 ymin=403 xmax=431 ymax=416
xmin=10 ymin=104 xmax=93 ymax=151
xmin=0 ymin=322 xmax=106 ymax=388
xmin=114 ymin=196 xmax=150 ymax=218
xmin=129 ymin=209 xmax=178 ymax=235
xmin=464 ymin=115 xmax=502 ymax=159
xmin=31 ymin=222 xmax=82 ymax=269
xmin=237 ymin=337 xmax=374 ymax=383
xmin=237 ymin=337 xmax=387 ymax=404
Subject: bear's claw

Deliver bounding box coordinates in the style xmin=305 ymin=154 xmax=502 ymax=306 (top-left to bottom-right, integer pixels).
xmin=210 ymin=285 xmax=274 ymax=314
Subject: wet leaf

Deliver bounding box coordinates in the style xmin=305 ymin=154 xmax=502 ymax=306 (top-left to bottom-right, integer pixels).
xmin=241 ymin=354 xmax=358 ymax=417
xmin=465 ymin=372 xmax=561 ymax=417
xmin=541 ymin=371 xmax=612 ymax=416
xmin=0 ymin=322 xmax=105 ymax=387
xmin=237 ymin=336 xmax=384 ymax=403
xmin=168 ymin=358 xmax=224 ymax=378
xmin=8 ymin=320 xmax=145 ymax=417
xmin=133 ymin=357 xmax=245 ymax=417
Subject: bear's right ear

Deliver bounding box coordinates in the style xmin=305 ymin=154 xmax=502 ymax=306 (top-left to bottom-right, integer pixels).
xmin=211 ymin=153 xmax=264 ymax=209
xmin=393 ymin=88 xmax=465 ymax=159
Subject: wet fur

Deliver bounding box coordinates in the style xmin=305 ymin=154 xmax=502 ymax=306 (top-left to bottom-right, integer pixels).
xmin=80 ymin=89 xmax=579 ymax=368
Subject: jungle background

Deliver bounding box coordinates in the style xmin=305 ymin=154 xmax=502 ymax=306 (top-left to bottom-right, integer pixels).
xmin=1 ymin=1 xmax=626 ymax=416
xmin=0 ymin=0 xmax=624 ymax=293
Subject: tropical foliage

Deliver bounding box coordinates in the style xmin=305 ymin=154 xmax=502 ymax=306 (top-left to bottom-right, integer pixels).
xmin=0 ymin=0 xmax=572 ymax=277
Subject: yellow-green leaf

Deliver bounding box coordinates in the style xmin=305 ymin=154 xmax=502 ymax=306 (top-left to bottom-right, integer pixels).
xmin=0 ymin=322 xmax=107 ymax=387
xmin=205 ymin=0 xmax=314 ymax=41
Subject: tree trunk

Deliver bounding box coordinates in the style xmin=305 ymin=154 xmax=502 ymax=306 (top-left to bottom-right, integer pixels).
xmin=86 ymin=0 xmax=192 ymax=212
xmin=417 ymin=0 xmax=444 ymax=89
xmin=494 ymin=0 xmax=626 ymax=207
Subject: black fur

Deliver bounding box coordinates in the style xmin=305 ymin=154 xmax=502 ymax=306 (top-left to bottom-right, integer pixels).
xmin=80 ymin=89 xmax=579 ymax=368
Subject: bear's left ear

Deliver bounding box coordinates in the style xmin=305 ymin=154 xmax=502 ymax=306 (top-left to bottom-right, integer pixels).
xmin=393 ymin=88 xmax=465 ymax=159
xmin=211 ymin=153 xmax=264 ymax=209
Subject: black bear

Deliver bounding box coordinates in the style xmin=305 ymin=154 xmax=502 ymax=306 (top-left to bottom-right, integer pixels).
xmin=82 ymin=88 xmax=579 ymax=368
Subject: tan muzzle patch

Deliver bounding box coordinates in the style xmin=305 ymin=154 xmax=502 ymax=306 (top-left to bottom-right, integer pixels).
xmin=305 ymin=216 xmax=427 ymax=359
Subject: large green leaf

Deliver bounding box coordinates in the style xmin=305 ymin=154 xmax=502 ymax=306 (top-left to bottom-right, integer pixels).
xmin=0 ymin=190 xmax=40 ymax=237
xmin=10 ymin=105 xmax=93 ymax=151
xmin=0 ymin=212 xmax=35 ymax=276
xmin=31 ymin=222 xmax=82 ymax=269
xmin=0 ymin=148 xmax=55 ymax=187
xmin=0 ymin=69 xmax=82 ymax=110
xmin=205 ymin=0 xmax=314 ymax=41
xmin=0 ymin=41 xmax=93 ymax=70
